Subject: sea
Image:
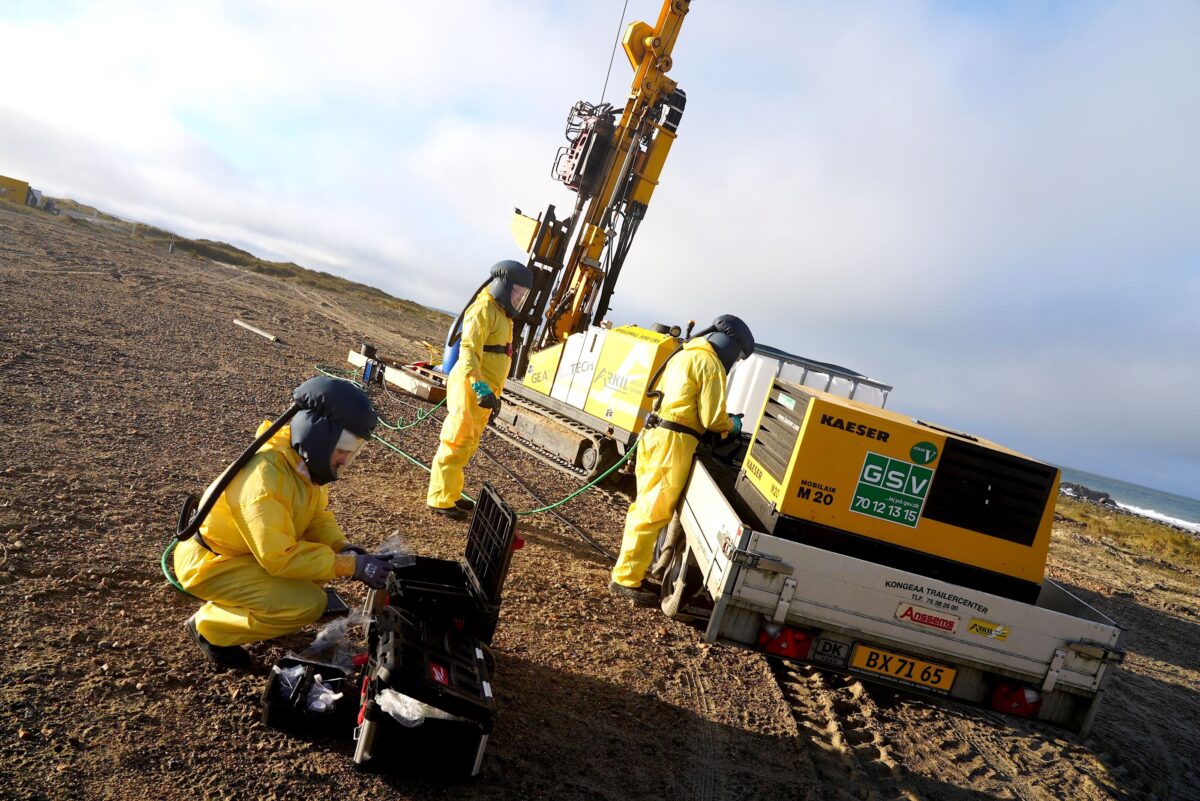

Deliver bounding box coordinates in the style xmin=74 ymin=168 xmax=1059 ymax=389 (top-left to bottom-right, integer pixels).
xmin=1060 ymin=466 xmax=1200 ymax=535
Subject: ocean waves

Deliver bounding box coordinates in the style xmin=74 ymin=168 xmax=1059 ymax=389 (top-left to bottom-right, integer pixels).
xmin=1116 ymin=502 xmax=1200 ymax=535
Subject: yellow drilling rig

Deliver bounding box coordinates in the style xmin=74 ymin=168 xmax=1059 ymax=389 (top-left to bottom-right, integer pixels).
xmin=354 ymin=0 xmax=890 ymax=478
xmin=494 ymin=0 xmax=695 ymax=477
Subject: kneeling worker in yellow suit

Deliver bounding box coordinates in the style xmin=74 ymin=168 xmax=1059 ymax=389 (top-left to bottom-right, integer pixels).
xmin=175 ymin=376 xmax=397 ymax=667
xmin=610 ymin=315 xmax=755 ymax=605
xmin=427 ymin=260 xmax=534 ymax=520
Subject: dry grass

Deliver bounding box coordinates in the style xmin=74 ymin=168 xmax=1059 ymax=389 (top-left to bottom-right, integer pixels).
xmin=1056 ymin=496 xmax=1200 ymax=570
xmin=52 ymin=196 xmax=449 ymax=327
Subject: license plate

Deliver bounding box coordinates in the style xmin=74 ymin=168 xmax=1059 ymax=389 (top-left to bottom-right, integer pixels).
xmin=849 ymin=643 xmax=957 ymax=694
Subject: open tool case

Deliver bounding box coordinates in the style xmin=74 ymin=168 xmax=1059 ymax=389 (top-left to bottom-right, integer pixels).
xmin=352 ymin=482 xmax=518 ymax=777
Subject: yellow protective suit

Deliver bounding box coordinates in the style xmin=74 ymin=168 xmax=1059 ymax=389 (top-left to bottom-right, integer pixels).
xmin=612 ymin=338 xmax=734 ymax=588
xmin=174 ymin=422 xmax=354 ymax=647
xmin=427 ymin=289 xmax=514 ymax=509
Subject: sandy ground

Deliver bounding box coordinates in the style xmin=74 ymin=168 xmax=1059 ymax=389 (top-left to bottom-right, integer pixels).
xmin=1 ymin=204 xmax=1197 ymax=801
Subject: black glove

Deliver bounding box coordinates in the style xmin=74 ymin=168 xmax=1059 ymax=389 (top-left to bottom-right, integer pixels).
xmin=472 ymin=381 xmax=501 ymax=424
xmin=353 ymin=553 xmax=396 ymax=589
xmin=339 ymin=544 xmax=367 ymax=556
xmin=478 ymin=392 xmax=501 ymax=413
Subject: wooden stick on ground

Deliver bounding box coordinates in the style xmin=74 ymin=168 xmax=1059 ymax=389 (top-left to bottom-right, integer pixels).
xmin=233 ymin=318 xmax=279 ymax=343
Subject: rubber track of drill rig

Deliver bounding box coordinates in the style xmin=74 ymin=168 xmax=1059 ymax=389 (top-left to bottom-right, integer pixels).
xmin=490 ymin=390 xmax=621 ymax=481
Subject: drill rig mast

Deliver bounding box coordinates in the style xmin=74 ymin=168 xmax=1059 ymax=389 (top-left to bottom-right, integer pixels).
xmin=509 ymin=0 xmax=690 ymax=378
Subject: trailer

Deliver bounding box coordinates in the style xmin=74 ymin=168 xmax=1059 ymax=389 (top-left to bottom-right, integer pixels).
xmin=657 ymin=454 xmax=1125 ymax=736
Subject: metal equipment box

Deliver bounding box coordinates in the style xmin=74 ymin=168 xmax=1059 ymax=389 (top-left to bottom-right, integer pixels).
xmin=739 ymin=381 xmax=1059 ymax=603
xmin=582 ymin=324 xmax=676 ymax=432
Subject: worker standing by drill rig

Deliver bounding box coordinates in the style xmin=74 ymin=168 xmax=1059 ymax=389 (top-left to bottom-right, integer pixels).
xmin=427 ymin=260 xmax=534 ymax=520
xmin=610 ymin=315 xmax=755 ymax=605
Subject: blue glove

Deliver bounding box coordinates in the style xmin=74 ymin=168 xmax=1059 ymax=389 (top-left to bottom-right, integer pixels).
xmin=472 ymin=381 xmax=501 ymax=412
xmin=353 ymin=553 xmax=396 ymax=589
xmin=730 ymin=414 xmax=744 ymax=436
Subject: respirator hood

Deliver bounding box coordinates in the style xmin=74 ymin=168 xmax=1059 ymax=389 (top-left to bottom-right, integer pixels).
xmin=290 ymin=376 xmax=377 ymax=485
xmin=698 ymin=314 xmax=755 ymax=372
xmin=486 ymin=259 xmax=534 ymax=317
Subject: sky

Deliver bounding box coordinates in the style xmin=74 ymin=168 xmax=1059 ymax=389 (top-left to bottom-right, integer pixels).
xmin=2 ymin=1 xmax=1198 ymax=499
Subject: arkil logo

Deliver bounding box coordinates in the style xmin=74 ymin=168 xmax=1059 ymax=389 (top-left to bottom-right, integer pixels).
xmin=895 ymin=603 xmax=959 ymax=633
xmin=593 ymin=367 xmax=646 ymax=396
xmin=967 ymin=618 xmax=1010 ymax=641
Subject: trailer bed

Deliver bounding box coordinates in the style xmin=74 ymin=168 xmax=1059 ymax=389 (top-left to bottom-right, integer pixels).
xmin=673 ymin=458 xmax=1124 ymax=735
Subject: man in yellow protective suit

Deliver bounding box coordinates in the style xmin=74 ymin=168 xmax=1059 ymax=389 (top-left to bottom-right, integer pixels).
xmin=427 ymin=260 xmax=534 ymax=520
xmin=610 ymin=315 xmax=755 ymax=606
xmin=175 ymin=376 xmax=397 ymax=667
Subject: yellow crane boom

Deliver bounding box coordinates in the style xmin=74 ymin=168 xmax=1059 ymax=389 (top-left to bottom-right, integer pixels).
xmin=509 ymin=0 xmax=691 ymax=376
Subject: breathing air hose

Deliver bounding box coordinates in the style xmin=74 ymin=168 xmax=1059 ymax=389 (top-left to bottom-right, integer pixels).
xmin=314 ymin=362 xmax=628 ymax=513
xmin=376 ymin=397 xmax=446 ymax=431
xmin=367 ymin=425 xmax=636 ymax=515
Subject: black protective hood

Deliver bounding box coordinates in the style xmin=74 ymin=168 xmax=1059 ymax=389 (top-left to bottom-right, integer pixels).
xmin=700 ymin=314 xmax=756 ymax=372
xmin=290 ymin=376 xmax=377 ymax=485
xmin=706 ymin=332 xmax=742 ymax=373
xmin=486 ymin=259 xmax=534 ymax=318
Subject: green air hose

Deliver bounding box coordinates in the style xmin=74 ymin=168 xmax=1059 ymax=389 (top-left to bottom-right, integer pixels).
xmin=370 ymin=429 xmax=637 ymax=515
xmin=315 ymin=364 xmax=365 ymax=386
xmin=317 ymin=363 xmax=633 ymax=516
xmin=318 ymin=362 xmax=449 ymax=431
xmin=161 ymin=538 xmax=193 ymax=595
xmin=512 ymin=441 xmax=635 ymax=516
xmin=376 ymin=397 xmax=446 ymax=431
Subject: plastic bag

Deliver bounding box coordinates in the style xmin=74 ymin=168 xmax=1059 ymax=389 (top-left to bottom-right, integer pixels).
xmin=300 ymin=607 xmax=370 ymax=669
xmin=306 ymin=673 xmax=344 ymax=712
xmin=377 ymin=531 xmax=416 ymax=569
xmin=273 ymin=664 xmax=306 ymax=700
xmin=376 ymin=688 xmax=464 ymax=728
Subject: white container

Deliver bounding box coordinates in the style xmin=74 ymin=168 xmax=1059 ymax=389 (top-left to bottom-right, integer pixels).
xmin=726 ymin=346 xmax=891 ymax=423
xmin=724 ymin=353 xmax=779 ymax=420
xmin=550 ymin=333 xmax=586 ymax=403
xmin=567 ymin=328 xmax=606 ymax=409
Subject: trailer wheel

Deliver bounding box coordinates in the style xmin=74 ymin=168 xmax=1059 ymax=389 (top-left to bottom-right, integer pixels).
xmin=660 ymin=542 xmax=708 ymax=623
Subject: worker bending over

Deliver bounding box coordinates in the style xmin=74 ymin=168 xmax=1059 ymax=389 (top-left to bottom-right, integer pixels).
xmin=427 ymin=260 xmax=534 ymax=520
xmin=175 ymin=377 xmax=398 ymax=667
xmin=610 ymin=315 xmax=755 ymax=605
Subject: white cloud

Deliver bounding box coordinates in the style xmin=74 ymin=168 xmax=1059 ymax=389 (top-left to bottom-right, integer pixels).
xmin=2 ymin=1 xmax=1197 ymax=496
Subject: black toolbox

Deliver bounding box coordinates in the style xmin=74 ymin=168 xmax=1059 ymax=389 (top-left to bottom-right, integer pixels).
xmin=353 ymin=607 xmax=495 ymax=776
xmin=353 ymin=483 xmax=517 ymax=777
xmin=377 ymin=481 xmax=518 ymax=644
